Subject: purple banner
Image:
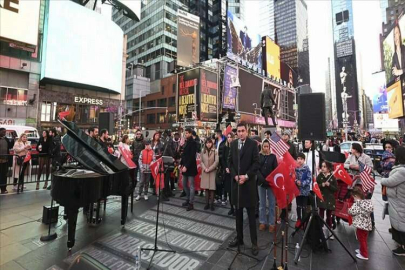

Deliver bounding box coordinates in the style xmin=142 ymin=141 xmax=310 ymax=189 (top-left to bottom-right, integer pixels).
xmin=223 ymin=65 xmax=237 ymax=110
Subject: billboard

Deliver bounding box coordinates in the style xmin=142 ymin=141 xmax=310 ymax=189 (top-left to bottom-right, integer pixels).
xmin=0 ymin=0 xmax=40 ymax=47
xmin=178 ymin=69 xmax=199 ymax=122
xmin=262 ymin=37 xmax=281 ymax=79
xmin=199 ymin=69 xmax=218 ymax=122
xmin=41 ymin=1 xmax=123 ymax=93
xmin=227 ymin=10 xmax=262 ymax=72
xmin=177 ymin=10 xmax=200 ymax=67
xmin=374 ymin=113 xmax=398 ymax=131
xmin=239 ymin=69 xmax=263 ymax=114
xmin=223 ymin=65 xmax=237 ymax=110
xmin=334 ymin=54 xmax=359 ymax=127
xmin=371 ymin=71 xmax=388 ymax=113
xmin=383 ymin=15 xmax=405 ymax=85
xmin=387 ymin=80 xmax=404 ymax=118
xmin=280 ymin=62 xmax=297 ymax=88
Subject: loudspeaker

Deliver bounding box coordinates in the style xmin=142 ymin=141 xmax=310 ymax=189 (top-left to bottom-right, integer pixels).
xmin=298 ymin=93 xmax=326 ymax=141
xmin=42 ymin=204 xmax=59 ymax=224
xmin=99 ymin=112 xmax=114 ymax=134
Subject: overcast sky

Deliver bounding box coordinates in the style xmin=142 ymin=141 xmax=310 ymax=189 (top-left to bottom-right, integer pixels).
xmin=245 ymin=0 xmax=382 ymax=96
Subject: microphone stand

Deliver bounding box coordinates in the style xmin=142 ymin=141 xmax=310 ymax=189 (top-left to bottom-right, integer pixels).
xmin=227 ymin=139 xmax=259 ymax=270
xmin=271 ymin=202 xmax=278 ymax=270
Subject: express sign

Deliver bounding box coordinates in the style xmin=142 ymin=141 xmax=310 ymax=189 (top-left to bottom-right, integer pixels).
xmin=74 ymin=96 xmax=103 ymax=105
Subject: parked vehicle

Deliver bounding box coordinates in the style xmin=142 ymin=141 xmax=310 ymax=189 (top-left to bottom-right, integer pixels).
xmin=364 ymin=143 xmax=384 ymax=171
xmin=0 ymin=125 xmax=40 ymax=154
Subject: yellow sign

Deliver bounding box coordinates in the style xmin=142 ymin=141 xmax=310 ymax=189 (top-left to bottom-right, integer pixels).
xmin=387 ymin=80 xmax=404 ymax=118
xmin=265 ymin=37 xmax=281 ymax=79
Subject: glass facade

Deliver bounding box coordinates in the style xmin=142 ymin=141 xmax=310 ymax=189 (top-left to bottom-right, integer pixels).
xmin=258 ymin=0 xmax=275 ymax=40
xmin=274 ymin=0 xmax=310 ymax=84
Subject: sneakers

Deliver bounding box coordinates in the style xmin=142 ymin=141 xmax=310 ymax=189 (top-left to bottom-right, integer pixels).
xmin=135 ymin=195 xmax=141 ymax=201
xmin=222 ymin=200 xmax=227 ymax=206
xmin=186 ymin=204 xmax=194 ymax=211
xmin=355 ymin=249 xmax=360 ymax=254
xmin=12 ymin=185 xmax=17 ymax=191
xmin=144 ymin=195 xmax=148 ymax=201
xmin=259 ymin=224 xmax=266 ymax=231
xmin=356 ymin=253 xmax=368 ymax=260
xmin=393 ymin=247 xmax=405 ymax=256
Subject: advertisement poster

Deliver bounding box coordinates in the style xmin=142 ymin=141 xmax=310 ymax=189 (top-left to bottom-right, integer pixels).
xmin=226 ymin=10 xmax=262 ymax=72
xmin=223 ymin=65 xmax=237 ymax=110
xmin=199 ymin=69 xmax=218 ymax=122
xmin=383 ymin=14 xmax=405 ymax=85
xmin=177 ymin=69 xmax=200 ymax=122
xmin=334 ymin=54 xmax=360 ymax=127
xmin=280 ymin=62 xmax=297 ymax=88
xmin=387 ymin=80 xmax=404 ymax=118
xmin=262 ymin=37 xmax=281 ymax=79
xmin=371 ymin=71 xmax=388 ymax=113
xmin=373 ymin=113 xmax=398 ymax=131
xmin=177 ymin=10 xmax=200 ymax=67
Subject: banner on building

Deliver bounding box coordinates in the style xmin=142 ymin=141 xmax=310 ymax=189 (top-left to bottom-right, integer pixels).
xmin=387 ymin=80 xmax=404 ymax=119
xmin=223 ymin=65 xmax=237 ymax=110
xmin=262 ymin=37 xmax=280 ymax=79
xmin=177 ymin=10 xmax=200 ymax=67
xmin=199 ymin=69 xmax=218 ymax=122
xmin=226 ymin=10 xmax=262 ymax=72
xmin=280 ymin=62 xmax=297 ymax=88
xmin=177 ymin=69 xmax=200 ymax=122
xmin=371 ymin=71 xmax=388 ymax=113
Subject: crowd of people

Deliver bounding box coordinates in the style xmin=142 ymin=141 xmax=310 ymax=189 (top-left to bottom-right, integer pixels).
xmin=1 ymin=124 xmax=405 ymax=260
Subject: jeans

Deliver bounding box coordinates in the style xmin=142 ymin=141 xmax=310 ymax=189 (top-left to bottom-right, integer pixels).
xmin=182 ymin=175 xmax=195 ymax=204
xmin=138 ymin=172 xmax=151 ymax=195
xmin=258 ymin=186 xmax=276 ymax=226
xmin=296 ymin=196 xmax=308 ymax=220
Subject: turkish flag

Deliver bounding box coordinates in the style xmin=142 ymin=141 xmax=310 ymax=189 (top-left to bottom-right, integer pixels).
xmin=313 ymin=179 xmax=324 ymax=201
xmin=333 ymin=163 xmax=353 ymax=185
xmin=23 ymin=151 xmax=31 ymax=163
xmin=179 ymin=159 xmax=202 ymax=191
xmin=58 ymin=111 xmax=70 ymax=120
xmin=266 ymin=162 xmax=288 ymax=209
xmin=119 ymin=146 xmax=136 ymax=169
xmin=224 ymin=125 xmax=232 ymax=136
xmin=150 ymin=158 xmax=164 ymax=193
xmin=344 ymin=151 xmax=350 ymax=159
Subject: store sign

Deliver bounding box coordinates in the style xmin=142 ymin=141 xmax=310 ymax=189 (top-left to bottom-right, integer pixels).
xmin=3 ymin=100 xmax=27 ymax=106
xmin=0 ymin=118 xmax=26 ymax=125
xmin=74 ymin=96 xmax=104 ymax=105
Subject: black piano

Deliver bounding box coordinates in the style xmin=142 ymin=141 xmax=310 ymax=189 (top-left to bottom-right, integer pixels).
xmin=52 ymin=120 xmax=133 ymax=250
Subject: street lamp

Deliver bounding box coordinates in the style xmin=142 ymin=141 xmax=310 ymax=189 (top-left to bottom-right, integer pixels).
xmin=139 ymin=90 xmax=147 ymax=128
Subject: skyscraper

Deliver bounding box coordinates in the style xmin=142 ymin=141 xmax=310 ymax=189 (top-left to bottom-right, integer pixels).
xmin=258 ymin=0 xmax=275 ymax=40
xmin=274 ymin=0 xmax=310 ymax=85
xmin=228 ymin=0 xmax=245 ymax=20
xmin=381 ymin=0 xmax=405 ymax=36
xmin=331 ymin=0 xmax=360 ymax=128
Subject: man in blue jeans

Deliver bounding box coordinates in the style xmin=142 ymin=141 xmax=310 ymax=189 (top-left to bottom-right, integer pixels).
xmin=180 ymin=128 xmax=198 ymax=211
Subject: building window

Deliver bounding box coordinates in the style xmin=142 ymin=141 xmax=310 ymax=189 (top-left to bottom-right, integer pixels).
xmin=168 ymin=97 xmax=175 ymax=107
xmin=168 ymin=112 xmax=176 ymax=123
xmin=41 ymin=102 xmax=52 ymax=122
xmin=172 ymin=83 xmax=176 ymax=93
xmin=147 ymin=100 xmax=156 ymax=107
xmin=161 ymin=86 xmax=164 ymax=94
xmin=147 ymin=114 xmax=155 ymax=124
xmin=158 ymin=98 xmax=167 ymax=107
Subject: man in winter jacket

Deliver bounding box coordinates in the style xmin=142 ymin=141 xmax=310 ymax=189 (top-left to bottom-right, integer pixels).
xmin=137 ymin=141 xmax=155 ymax=201
xmin=132 ymin=130 xmax=145 ymax=182
xmin=295 ymin=153 xmax=312 ymax=227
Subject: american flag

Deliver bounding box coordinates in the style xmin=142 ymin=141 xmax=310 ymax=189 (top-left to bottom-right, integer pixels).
xmin=270 ymin=133 xmax=290 ymax=157
xmin=358 ymin=161 xmax=376 ymax=192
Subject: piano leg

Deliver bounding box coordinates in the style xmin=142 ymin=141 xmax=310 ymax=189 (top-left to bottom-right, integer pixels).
xmin=88 ymin=203 xmax=94 ymax=223
xmin=95 ymin=200 xmax=101 ymax=223
xmin=131 ymin=192 xmax=134 ymax=213
xmin=66 ymin=207 xmax=79 ymax=250
xmin=121 ymin=195 xmax=128 ymax=226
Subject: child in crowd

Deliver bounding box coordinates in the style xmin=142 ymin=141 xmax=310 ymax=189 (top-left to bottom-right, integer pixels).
xmin=316 ymin=161 xmax=338 ymax=237
xmin=348 ymin=186 xmax=374 ymax=260
xmin=295 ymin=153 xmax=312 ymax=228
xmin=137 ymin=140 xmax=155 ymax=201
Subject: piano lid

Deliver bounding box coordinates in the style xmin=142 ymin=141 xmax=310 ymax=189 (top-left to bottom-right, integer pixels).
xmin=59 ymin=120 xmax=128 ymax=174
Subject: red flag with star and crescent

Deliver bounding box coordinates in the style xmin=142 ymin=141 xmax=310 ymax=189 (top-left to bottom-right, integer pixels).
xmin=266 ymin=162 xmax=289 ymax=209
xmin=150 ymin=158 xmax=164 ymax=193
xmin=276 ymin=152 xmax=299 ymax=203
xmin=333 ymin=163 xmax=353 ymax=185
xmin=23 ymin=151 xmax=31 ymax=163
xmin=313 ymin=178 xmax=324 ymax=201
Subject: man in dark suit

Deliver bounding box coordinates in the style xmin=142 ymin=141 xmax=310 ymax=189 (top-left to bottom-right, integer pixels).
xmin=228 ymin=122 xmax=260 ymax=255
xmin=180 ymin=128 xmax=198 ymax=211
xmin=0 ymin=128 xmax=11 ymax=194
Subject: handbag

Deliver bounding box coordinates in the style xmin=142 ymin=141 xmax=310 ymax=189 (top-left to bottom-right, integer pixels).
xmin=16 ymin=156 xmax=24 ymax=166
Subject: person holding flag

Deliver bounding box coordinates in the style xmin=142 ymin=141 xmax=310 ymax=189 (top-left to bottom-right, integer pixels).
xmin=257 ymin=140 xmax=278 ymax=232
xmin=316 ymin=161 xmax=338 ymax=235
xmin=343 ymin=143 xmax=373 ymax=175
xmin=295 ymin=153 xmax=312 ymax=228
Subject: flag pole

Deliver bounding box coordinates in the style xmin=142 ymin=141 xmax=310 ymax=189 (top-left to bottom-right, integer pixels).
xmin=284 ymin=195 xmax=289 ymax=270
xmin=271 ymin=203 xmax=278 ymax=270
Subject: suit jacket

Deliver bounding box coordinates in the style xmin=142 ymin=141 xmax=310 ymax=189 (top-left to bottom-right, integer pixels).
xmin=240 ymin=31 xmax=251 ymax=50
xmin=228 ymin=137 xmax=260 ymax=208
xmin=260 ymin=88 xmax=275 ymax=108
xmin=180 ymin=137 xmax=198 ymax=176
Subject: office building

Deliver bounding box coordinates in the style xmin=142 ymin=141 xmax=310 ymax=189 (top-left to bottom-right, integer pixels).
xmin=331 ymin=0 xmax=360 ymax=129
xmin=274 ymin=0 xmax=310 ymax=85
xmin=228 ymin=0 xmax=245 ymax=20
xmin=381 ymin=0 xmax=405 ymax=36
xmin=258 ymin=1 xmax=275 ymax=41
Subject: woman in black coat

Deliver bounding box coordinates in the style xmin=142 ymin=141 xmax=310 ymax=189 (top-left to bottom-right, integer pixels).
xmin=221 ymin=133 xmax=234 ymax=215
xmin=37 ymin=130 xmax=52 ymax=190
xmin=180 ymin=130 xmax=198 ymax=210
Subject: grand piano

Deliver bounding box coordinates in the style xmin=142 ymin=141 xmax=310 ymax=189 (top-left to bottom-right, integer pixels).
xmin=52 ymin=120 xmax=133 ymax=250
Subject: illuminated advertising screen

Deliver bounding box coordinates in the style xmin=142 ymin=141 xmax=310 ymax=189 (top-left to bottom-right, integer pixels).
xmin=177 ymin=10 xmax=200 ymax=67
xmin=223 ymin=65 xmax=237 ymax=110
xmin=177 ymin=69 xmax=199 ymax=122
xmin=227 ymin=11 xmax=262 ymax=72
xmin=373 ymin=113 xmax=398 ymax=130
xmin=0 ymin=0 xmax=40 ymax=47
xmin=199 ymin=69 xmax=218 ymax=122
xmin=262 ymin=37 xmax=281 ymax=79
xmin=239 ymin=69 xmax=263 ymax=114
xmin=371 ymin=71 xmax=388 ymax=113
xmin=334 ymin=54 xmax=360 ymax=127
xmin=387 ymin=80 xmax=404 ymax=118
xmin=280 ymin=62 xmax=297 ymax=88
xmin=383 ymin=15 xmax=405 ymax=85
xmin=41 ymin=1 xmax=123 ymax=93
